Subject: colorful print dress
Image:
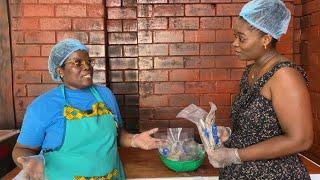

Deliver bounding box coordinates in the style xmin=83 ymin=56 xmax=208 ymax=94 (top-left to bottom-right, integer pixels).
xmin=220 ymin=61 xmax=310 ymax=180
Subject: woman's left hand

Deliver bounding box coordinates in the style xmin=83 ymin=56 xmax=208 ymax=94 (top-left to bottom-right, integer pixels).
xmin=131 ymin=128 xmax=163 ymax=150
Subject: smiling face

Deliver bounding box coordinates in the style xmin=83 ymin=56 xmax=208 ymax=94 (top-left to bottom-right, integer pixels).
xmin=232 ymin=17 xmax=267 ymax=61
xmin=56 ymin=50 xmax=93 ymax=90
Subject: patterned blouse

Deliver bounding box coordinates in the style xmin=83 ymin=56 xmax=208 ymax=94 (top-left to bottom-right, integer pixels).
xmin=220 ymin=61 xmax=310 ymax=180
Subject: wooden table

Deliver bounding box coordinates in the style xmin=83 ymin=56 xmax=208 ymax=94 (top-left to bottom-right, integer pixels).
xmin=3 ymin=148 xmax=320 ymax=179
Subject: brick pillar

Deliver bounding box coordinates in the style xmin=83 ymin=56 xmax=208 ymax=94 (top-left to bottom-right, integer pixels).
xmin=107 ymin=0 xmax=139 ymax=132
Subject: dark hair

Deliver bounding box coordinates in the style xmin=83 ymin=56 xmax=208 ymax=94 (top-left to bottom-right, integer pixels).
xmin=239 ymin=16 xmax=278 ymax=48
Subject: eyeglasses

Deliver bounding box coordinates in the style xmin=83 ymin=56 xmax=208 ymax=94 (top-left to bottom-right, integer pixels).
xmin=62 ymin=58 xmax=95 ymax=68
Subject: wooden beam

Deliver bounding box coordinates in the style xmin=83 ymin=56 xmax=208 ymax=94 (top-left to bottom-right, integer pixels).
xmin=0 ymin=0 xmax=15 ymax=129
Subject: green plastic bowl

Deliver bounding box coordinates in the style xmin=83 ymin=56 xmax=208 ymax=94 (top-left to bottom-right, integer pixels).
xmin=159 ymin=150 xmax=205 ymax=172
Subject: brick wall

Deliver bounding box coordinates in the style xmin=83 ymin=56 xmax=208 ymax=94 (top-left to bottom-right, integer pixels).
xmin=300 ymin=0 xmax=320 ymax=164
xmin=9 ymin=0 xmax=106 ymax=126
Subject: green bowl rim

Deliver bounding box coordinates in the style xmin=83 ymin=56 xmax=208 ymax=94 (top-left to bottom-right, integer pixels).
xmin=158 ymin=149 xmax=206 ymax=163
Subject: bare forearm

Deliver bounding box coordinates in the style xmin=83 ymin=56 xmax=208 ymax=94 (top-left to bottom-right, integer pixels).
xmin=12 ymin=144 xmax=40 ymax=168
xmin=119 ymin=129 xmax=134 ymax=147
xmin=238 ymin=135 xmax=313 ymax=162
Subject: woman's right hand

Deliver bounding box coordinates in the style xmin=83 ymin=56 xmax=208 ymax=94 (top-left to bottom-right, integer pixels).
xmin=16 ymin=155 xmax=45 ymax=180
xmin=217 ymin=126 xmax=232 ymax=143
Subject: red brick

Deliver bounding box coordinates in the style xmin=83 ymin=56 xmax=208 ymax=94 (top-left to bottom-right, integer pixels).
xmin=13 ymin=58 xmax=25 ymax=70
xmin=154 ymin=30 xmax=183 ymax=43
xmin=14 ymin=84 xmax=27 ymax=97
xmin=56 ymin=5 xmax=86 ymax=17
xmin=138 ymin=18 xmax=168 ymax=30
xmin=108 ymin=33 xmax=137 ymax=44
xmin=138 ymin=0 xmax=167 ymax=3
xmin=41 ymin=72 xmax=57 ymax=84
xmin=123 ymin=20 xmax=137 ymax=32
xmin=139 ymin=120 xmax=169 ymax=132
xmin=200 ymin=17 xmax=231 ymax=29
xmin=109 ymin=58 xmax=138 ymax=69
xmin=124 ymin=70 xmax=138 ymax=81
xmin=38 ymin=0 xmax=69 ymax=3
xmin=24 ymin=31 xmax=55 ymax=44
xmin=168 ymin=94 xmax=200 ymax=106
xmin=200 ymin=43 xmax=230 ymax=55
xmin=185 ymin=82 xmax=215 ymax=93
xmin=57 ymin=31 xmax=88 ymax=43
xmin=154 ymin=4 xmax=184 ymax=17
xmin=12 ymin=31 xmax=24 ymax=44
xmin=139 ymin=44 xmax=168 ymax=56
xmin=170 ymin=69 xmax=200 ymax=81
xmin=107 ymin=20 xmax=122 ymax=32
xmin=14 ymin=45 xmax=40 ymax=56
xmin=139 ymin=70 xmax=169 ymax=81
xmin=276 ymin=42 xmax=293 ymax=54
xmin=154 ymin=107 xmax=182 ymax=119
xmin=138 ymin=31 xmax=152 ymax=43
xmin=184 ymin=56 xmax=215 ymax=68
xmin=200 ymin=94 xmax=231 ymax=106
xmin=73 ymin=18 xmax=104 ymax=30
xmin=41 ymin=45 xmax=54 ymax=56
xmin=108 ymin=7 xmax=136 ymax=19
xmin=24 ymin=5 xmax=54 ymax=17
xmin=200 ymin=69 xmax=230 ymax=81
xmin=139 ymin=57 xmax=153 ymax=69
xmin=10 ymin=5 xmax=23 ymax=17
xmin=311 ymin=12 xmax=320 ymax=26
xmin=40 ymin=18 xmax=71 ymax=30
xmin=93 ymin=71 xmax=106 ymax=83
xmin=139 ymin=82 xmax=153 ymax=95
xmin=280 ymin=28 xmax=294 ymax=42
xmin=169 ymin=17 xmax=199 ymax=30
xmin=15 ymin=97 xmax=34 ymax=112
xmin=125 ymin=95 xmax=139 ymax=105
xmin=26 ymin=84 xmax=57 ymax=96
xmin=185 ymin=4 xmax=215 ymax=16
xmin=155 ymin=82 xmax=184 ymax=94
xmin=184 ymin=30 xmax=215 ymax=42
xmin=216 ymin=106 xmax=231 ymax=119
xmin=86 ymin=45 xmax=105 ymax=57
xmin=201 ymin=0 xmax=231 ymax=2
xmin=106 ymin=0 xmax=121 ymax=7
xmin=215 ymin=81 xmax=239 ymax=93
xmin=124 ymin=45 xmax=138 ymax=57
xmin=216 ymin=29 xmax=234 ymax=42
xmin=89 ymin=31 xmax=105 ymax=44
xmin=25 ymin=57 xmax=48 ymax=70
xmin=139 ymin=108 xmax=154 ymax=120
xmin=108 ymin=45 xmax=123 ymax=57
xmin=231 ymin=69 xmax=244 ymax=80
xmin=303 ymin=0 xmax=320 ymax=15
xmin=137 ymin=5 xmax=153 ymax=18
xmin=93 ymin=58 xmax=106 ymax=70
xmin=140 ymin=95 xmax=168 ymax=107
xmin=70 ymin=0 xmax=103 ymax=3
xmin=170 ymin=43 xmax=199 ymax=56
xmin=169 ymin=120 xmax=196 ymax=129
xmin=169 ymin=0 xmax=199 ymax=3
xmin=215 ymin=56 xmax=246 ymax=68
xmin=110 ymin=71 xmax=123 ymax=82
xmin=110 ymin=82 xmax=138 ymax=94
xmin=123 ymin=0 xmax=136 ymax=7
xmin=11 ymin=18 xmax=39 ymax=30
xmin=294 ymin=4 xmax=302 ymax=17
xmin=87 ymin=5 xmax=104 ymax=17
xmin=154 ymin=57 xmax=184 ymax=69
xmin=217 ymin=3 xmax=244 ymax=16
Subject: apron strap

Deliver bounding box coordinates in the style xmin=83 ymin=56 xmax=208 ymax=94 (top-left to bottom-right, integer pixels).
xmin=59 ymin=84 xmax=70 ymax=106
xmin=89 ymin=86 xmax=104 ymax=102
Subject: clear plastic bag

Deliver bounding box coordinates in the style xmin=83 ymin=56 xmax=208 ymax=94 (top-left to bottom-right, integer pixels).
xmin=13 ymin=154 xmax=46 ymax=180
xmin=176 ymin=102 xmax=221 ymax=150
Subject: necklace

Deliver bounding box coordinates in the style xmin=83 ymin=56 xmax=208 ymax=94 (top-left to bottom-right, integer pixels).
xmin=251 ymin=51 xmax=278 ymax=81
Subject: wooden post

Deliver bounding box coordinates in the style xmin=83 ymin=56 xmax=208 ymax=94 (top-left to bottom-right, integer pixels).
xmin=0 ymin=0 xmax=15 ymax=129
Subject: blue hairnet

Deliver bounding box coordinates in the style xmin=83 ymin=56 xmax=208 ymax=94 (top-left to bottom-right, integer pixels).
xmin=48 ymin=38 xmax=88 ymax=82
xmin=239 ymin=0 xmax=291 ymax=40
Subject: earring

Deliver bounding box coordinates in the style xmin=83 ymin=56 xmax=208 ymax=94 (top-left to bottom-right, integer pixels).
xmin=60 ymin=74 xmax=64 ymax=78
xmin=264 ymin=44 xmax=267 ymax=50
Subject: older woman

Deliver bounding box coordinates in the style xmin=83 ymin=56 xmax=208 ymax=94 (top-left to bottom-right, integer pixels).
xmin=206 ymin=0 xmax=314 ymax=179
xmin=12 ymin=38 xmax=160 ymax=180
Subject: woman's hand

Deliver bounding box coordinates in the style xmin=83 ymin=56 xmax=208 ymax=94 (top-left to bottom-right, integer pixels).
xmin=131 ymin=128 xmax=163 ymax=150
xmin=206 ymin=147 xmax=242 ymax=168
xmin=217 ymin=126 xmax=232 ymax=143
xmin=16 ymin=155 xmax=45 ymax=180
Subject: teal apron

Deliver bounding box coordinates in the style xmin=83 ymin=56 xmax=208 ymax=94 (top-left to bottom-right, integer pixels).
xmin=44 ymin=85 xmax=125 ymax=180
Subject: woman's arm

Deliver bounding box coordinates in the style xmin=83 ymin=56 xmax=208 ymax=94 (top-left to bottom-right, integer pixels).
xmin=12 ymin=143 xmax=41 ymax=168
xmin=238 ymin=67 xmax=314 ymax=161
xmin=119 ymin=128 xmax=161 ymax=150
